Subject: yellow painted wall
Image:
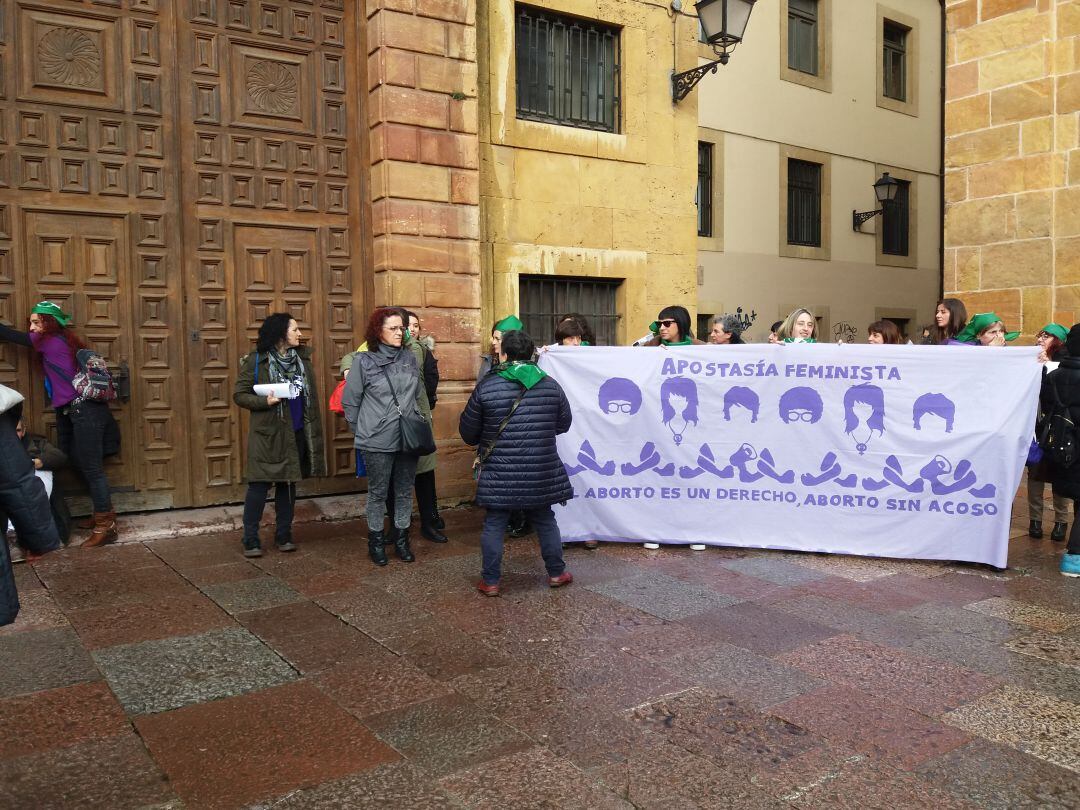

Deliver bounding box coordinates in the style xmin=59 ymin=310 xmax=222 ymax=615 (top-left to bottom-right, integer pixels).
xmin=478 ymin=0 xmax=700 ymax=342
xmin=695 ymin=0 xmax=943 ymax=342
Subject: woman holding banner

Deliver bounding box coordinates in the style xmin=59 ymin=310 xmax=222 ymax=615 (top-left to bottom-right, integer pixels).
xmin=1029 ymin=324 xmax=1069 ymax=541
xmin=1041 ymin=324 xmax=1080 ymax=577
xmin=951 ymin=313 xmax=1019 ymax=346
xmin=930 ymin=298 xmax=968 ymax=344
xmin=639 ymin=306 xmax=703 ymax=347
xmin=776 ymin=308 xmax=818 ymax=343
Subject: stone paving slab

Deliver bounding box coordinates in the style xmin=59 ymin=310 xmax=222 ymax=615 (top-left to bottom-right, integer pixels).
xmin=93 ymin=627 xmax=298 ymax=715
xmin=1 ymin=499 xmax=1078 ymax=808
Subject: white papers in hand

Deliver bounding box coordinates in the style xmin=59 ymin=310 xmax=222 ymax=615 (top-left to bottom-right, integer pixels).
xmin=253 ymin=382 xmax=296 ymax=399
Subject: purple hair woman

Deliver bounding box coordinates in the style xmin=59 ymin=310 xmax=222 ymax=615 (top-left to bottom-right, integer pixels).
xmin=844 ymin=383 xmax=885 ymax=455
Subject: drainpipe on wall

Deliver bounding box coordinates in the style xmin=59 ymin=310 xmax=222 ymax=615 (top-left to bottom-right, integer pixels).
xmin=938 ymin=0 xmax=947 ymax=302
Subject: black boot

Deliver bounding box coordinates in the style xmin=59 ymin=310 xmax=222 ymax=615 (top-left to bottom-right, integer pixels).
xmin=368 ymin=530 xmax=388 ymax=566
xmin=415 ymin=471 xmax=447 ymax=538
xmin=421 ymin=522 xmax=448 ymax=543
xmin=1029 ymin=519 xmax=1043 ymax=539
xmin=393 ymin=527 xmax=415 ymax=562
xmin=242 ymin=527 xmax=263 ymax=558
xmin=1052 ymin=521 xmax=1068 ymax=541
xmin=508 ymin=510 xmax=531 ymax=538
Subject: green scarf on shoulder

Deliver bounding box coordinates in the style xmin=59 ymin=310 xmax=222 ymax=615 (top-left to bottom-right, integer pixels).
xmin=496 ymin=361 xmax=546 ymax=389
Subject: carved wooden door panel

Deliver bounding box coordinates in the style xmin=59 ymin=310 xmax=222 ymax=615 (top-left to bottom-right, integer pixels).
xmin=0 ymin=1 xmax=189 ymax=510
xmin=177 ymin=0 xmax=365 ymax=505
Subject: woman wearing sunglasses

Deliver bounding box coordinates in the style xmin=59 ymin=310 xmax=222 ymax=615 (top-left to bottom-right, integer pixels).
xmin=638 ymin=306 xmax=704 ymax=347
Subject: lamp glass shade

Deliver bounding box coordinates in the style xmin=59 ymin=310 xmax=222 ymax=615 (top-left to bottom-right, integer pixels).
xmin=695 ymin=0 xmax=727 ymax=43
xmin=873 ymin=172 xmax=899 ymax=204
xmin=722 ymin=0 xmax=756 ymax=42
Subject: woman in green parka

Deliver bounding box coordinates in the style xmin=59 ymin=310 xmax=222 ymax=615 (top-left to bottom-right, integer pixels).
xmin=233 ymin=313 xmax=325 ymax=558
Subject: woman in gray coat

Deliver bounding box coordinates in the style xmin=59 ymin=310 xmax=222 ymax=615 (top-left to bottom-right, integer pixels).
xmin=342 ymin=307 xmax=424 ymax=566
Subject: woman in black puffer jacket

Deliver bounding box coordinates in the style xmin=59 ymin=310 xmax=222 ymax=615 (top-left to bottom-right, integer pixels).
xmin=1042 ymin=324 xmax=1080 ymax=577
xmin=459 ymin=330 xmax=574 ymax=596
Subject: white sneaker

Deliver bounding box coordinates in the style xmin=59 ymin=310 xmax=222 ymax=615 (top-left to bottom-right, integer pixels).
xmin=643 ymin=542 xmax=660 ymax=550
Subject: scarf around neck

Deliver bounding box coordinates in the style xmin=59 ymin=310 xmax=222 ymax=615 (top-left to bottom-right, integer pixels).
xmin=497 ymin=361 xmax=546 ymax=389
xmin=266 ymin=346 xmax=309 ymax=398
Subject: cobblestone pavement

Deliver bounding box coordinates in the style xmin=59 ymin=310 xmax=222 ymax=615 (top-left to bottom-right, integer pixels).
xmin=2 ymin=495 xmax=1078 ymax=809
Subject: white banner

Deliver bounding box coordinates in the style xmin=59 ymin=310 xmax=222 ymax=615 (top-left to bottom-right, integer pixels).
xmin=538 ymin=344 xmax=1042 ymax=568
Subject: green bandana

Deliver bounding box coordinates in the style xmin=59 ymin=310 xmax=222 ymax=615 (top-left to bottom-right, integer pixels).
xmin=31 ymin=301 xmax=71 ymax=327
xmin=1041 ymin=323 xmax=1068 ymax=342
xmin=954 ymin=312 xmax=1019 ymax=344
xmin=783 ymin=337 xmax=818 ymax=344
xmin=497 ymin=361 xmax=546 ymax=389
xmin=495 ymin=315 xmax=523 ymax=333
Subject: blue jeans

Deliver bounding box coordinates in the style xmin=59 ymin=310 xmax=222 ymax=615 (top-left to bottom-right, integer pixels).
xmin=480 ymin=505 xmax=565 ymax=585
xmin=56 ymin=400 xmax=115 ymax=512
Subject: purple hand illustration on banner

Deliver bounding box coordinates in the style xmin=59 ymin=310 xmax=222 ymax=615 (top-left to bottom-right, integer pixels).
xmin=802 ymin=452 xmax=858 ymax=488
xmin=863 ymin=455 xmax=925 ymax=493
xmin=756 ymin=448 xmax=795 ymax=483
xmin=921 ymin=455 xmax=978 ymax=495
xmin=564 ymin=440 xmax=616 ymax=477
xmin=621 ymin=442 xmax=675 ymax=477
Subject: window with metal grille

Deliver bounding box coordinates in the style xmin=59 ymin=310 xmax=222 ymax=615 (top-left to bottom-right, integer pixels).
xmin=787 ymin=158 xmax=822 ymax=247
xmin=519 ymin=276 xmax=622 ymax=346
xmin=881 ymin=179 xmax=910 ymax=256
xmin=697 ymin=142 xmax=713 ymax=238
xmin=697 ymin=313 xmax=714 ymax=340
xmin=788 ymin=0 xmax=818 ymax=75
xmin=883 ymin=21 xmax=908 ymax=101
xmin=515 ymin=5 xmax=621 ymax=133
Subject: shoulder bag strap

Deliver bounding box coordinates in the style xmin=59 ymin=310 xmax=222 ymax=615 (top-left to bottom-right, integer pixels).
xmin=478 ymin=388 xmax=527 ymax=464
xmin=378 ymin=364 xmax=403 ymax=414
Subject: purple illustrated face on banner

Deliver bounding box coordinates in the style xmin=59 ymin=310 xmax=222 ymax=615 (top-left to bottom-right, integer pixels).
xmin=723 ymin=386 xmax=760 ymax=423
xmin=660 ymin=376 xmax=699 ymax=446
xmin=913 ymin=392 xmax=956 ymax=433
xmin=598 ymin=377 xmax=643 ymax=425
xmin=844 ymin=383 xmax=886 ymax=455
xmin=779 ymin=386 xmax=823 ymax=424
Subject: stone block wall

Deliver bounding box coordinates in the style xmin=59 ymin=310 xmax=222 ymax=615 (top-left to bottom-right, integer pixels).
xmin=366 ymin=0 xmax=482 ymax=497
xmin=944 ymin=0 xmax=1080 ymax=337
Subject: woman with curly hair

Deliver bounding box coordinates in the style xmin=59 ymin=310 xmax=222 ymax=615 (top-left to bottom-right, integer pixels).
xmin=233 ymin=313 xmax=325 ymax=558
xmin=342 ymin=307 xmax=426 ymax=566
xmin=0 ymin=301 xmax=121 ymax=547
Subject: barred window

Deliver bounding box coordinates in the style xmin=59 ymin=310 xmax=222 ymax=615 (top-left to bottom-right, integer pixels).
xmin=883 ymin=21 xmax=908 ymax=101
xmin=881 ymin=179 xmax=910 ymax=256
xmin=515 ymin=5 xmax=621 ymax=133
xmin=787 ymin=159 xmax=822 ymax=247
xmin=697 ymin=142 xmax=713 ymax=238
xmin=519 ymin=276 xmax=622 ymax=346
xmin=788 ymin=0 xmax=818 ymax=75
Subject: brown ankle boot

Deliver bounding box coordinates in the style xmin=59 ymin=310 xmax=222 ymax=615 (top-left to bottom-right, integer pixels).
xmin=83 ymin=512 xmax=118 ymax=548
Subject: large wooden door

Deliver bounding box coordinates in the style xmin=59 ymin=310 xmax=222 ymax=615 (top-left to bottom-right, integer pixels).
xmin=0 ymin=0 xmax=368 ymax=509
xmin=176 ymin=0 xmax=365 ymax=505
xmin=0 ymin=0 xmax=189 ymax=510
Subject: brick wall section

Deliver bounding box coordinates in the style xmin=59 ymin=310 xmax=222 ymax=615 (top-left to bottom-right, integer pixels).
xmin=366 ymin=0 xmax=481 ymax=497
xmin=944 ymin=0 xmax=1080 ymax=337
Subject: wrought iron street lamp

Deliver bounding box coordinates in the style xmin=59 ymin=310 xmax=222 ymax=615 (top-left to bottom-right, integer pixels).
xmin=852 ymin=172 xmax=900 ymax=231
xmin=671 ymin=0 xmax=757 ymax=102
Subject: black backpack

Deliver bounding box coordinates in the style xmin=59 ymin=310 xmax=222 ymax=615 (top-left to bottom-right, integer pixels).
xmin=1037 ymin=378 xmax=1077 ymax=468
